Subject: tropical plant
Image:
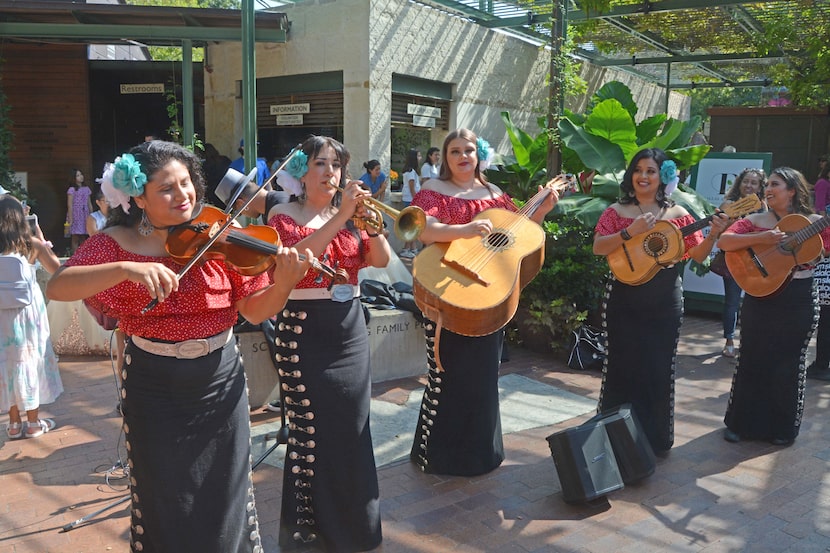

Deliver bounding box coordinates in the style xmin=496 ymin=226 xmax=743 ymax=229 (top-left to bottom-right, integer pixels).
xmin=554 ymin=81 xmax=714 ymax=227
xmin=484 ymin=112 xmax=552 ymax=201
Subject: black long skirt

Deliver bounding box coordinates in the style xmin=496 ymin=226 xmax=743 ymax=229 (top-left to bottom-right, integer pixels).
xmin=724 ymin=277 xmax=816 ymax=442
xmin=410 ymin=322 xmax=504 ymax=476
xmin=275 ymin=298 xmax=381 ymax=553
xmin=121 ymin=337 xmax=261 ymax=553
xmin=598 ymin=268 xmax=682 ymax=453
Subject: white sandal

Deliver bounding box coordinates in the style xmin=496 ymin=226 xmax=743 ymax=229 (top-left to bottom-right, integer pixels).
xmin=25 ymin=418 xmax=56 ymax=438
xmin=6 ymin=422 xmax=24 ymax=440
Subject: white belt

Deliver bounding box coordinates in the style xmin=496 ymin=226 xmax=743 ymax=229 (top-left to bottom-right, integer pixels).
xmin=793 ymin=269 xmax=814 ymax=280
xmin=288 ymin=284 xmax=360 ymax=302
xmin=130 ymin=328 xmax=233 ymax=359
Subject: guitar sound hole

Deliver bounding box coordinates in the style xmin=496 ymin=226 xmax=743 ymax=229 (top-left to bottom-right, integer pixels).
xmin=643 ymin=233 xmax=668 ymax=257
xmin=485 ymin=231 xmax=512 ymax=250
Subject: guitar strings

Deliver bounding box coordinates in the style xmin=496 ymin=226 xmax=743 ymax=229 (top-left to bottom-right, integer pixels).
xmin=448 ymin=186 xmax=556 ymax=275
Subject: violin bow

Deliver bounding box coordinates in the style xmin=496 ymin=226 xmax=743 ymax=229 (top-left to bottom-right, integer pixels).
xmin=141 ymin=145 xmax=303 ymax=314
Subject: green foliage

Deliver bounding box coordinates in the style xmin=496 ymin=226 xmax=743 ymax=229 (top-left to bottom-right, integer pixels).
xmin=555 ymin=81 xmax=713 ymax=227
xmin=510 ymin=214 xmax=609 ymax=354
xmin=484 ymin=112 xmax=551 ymax=201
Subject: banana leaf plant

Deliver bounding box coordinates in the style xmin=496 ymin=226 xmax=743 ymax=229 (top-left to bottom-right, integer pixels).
xmin=555 ymin=81 xmax=714 ymax=227
xmin=483 ymin=112 xmax=552 ymax=201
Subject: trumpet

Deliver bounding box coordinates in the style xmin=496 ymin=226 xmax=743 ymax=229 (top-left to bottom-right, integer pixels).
xmin=329 ymin=182 xmax=426 ymax=242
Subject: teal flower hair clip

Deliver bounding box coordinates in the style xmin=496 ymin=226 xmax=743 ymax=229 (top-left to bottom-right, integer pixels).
xmin=112 ymin=154 xmax=147 ymax=197
xmin=286 ymin=151 xmax=309 ymax=180
xmin=476 ymin=137 xmax=494 ymax=172
xmin=660 ymin=159 xmax=680 ymax=196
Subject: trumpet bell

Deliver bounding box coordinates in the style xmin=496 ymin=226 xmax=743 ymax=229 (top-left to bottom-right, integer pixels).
xmin=394 ymin=205 xmax=427 ymax=242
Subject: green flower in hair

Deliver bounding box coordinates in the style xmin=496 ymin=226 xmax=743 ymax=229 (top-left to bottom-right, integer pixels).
xmin=112 ymin=154 xmax=147 ymax=197
xmin=286 ymin=151 xmax=309 ymax=180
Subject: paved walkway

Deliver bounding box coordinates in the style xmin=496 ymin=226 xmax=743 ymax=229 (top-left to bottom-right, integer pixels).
xmin=1 ymin=313 xmax=828 ymax=553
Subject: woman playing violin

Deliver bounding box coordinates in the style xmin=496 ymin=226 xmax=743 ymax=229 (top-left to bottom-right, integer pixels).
xmin=593 ymin=148 xmax=730 ymax=455
xmin=718 ymin=167 xmax=830 ymax=447
xmin=408 ymin=128 xmax=558 ymax=477
xmin=266 ymin=135 xmax=391 ymax=551
xmin=47 ymin=140 xmax=312 ymax=553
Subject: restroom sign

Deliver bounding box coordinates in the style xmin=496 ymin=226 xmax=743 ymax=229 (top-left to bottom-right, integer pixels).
xmin=120 ymin=83 xmax=164 ymax=94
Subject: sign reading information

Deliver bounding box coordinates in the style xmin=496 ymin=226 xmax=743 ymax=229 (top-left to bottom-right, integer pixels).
xmin=270 ymin=103 xmax=310 ymax=115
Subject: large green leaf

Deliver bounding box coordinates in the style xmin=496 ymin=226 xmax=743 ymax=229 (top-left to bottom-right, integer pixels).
xmin=584 ymin=99 xmax=638 ymax=147
xmin=665 ymin=115 xmax=702 ymax=151
xmin=591 ymin=171 xmax=625 ymax=201
xmin=501 ymin=112 xmax=534 ymax=166
xmin=558 ymin=118 xmax=626 ymax=175
xmin=642 ymin=118 xmax=684 ymax=151
xmin=635 ymin=113 xmax=666 ymax=144
xmin=667 ymin=144 xmax=712 ymax=171
xmin=552 ymin=194 xmax=611 ymax=228
xmin=671 ymin=185 xmax=716 ymax=219
xmin=590 ymin=81 xmax=638 ymax=120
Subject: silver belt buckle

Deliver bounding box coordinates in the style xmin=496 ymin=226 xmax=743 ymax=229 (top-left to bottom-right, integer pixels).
xmin=175 ymin=339 xmax=210 ymax=359
xmin=331 ymin=284 xmax=353 ymax=303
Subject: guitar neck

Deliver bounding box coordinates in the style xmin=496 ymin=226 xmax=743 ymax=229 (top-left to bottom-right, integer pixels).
xmin=519 ymin=187 xmax=551 ymax=219
xmin=680 ymin=215 xmax=713 ymax=238
xmin=789 ymin=214 xmax=830 ymax=246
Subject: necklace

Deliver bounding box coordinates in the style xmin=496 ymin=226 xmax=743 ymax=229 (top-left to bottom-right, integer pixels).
xmin=636 ymin=203 xmax=663 ymax=217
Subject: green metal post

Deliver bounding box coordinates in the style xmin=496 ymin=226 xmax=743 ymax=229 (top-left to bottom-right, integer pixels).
xmin=182 ymin=39 xmax=194 ymax=149
xmin=241 ymin=0 xmax=256 ymax=172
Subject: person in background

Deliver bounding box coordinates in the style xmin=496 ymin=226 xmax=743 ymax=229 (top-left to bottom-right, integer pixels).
xmin=47 ymin=140 xmax=312 ymax=553
xmin=358 ymin=159 xmax=389 ymax=203
xmin=66 ymin=168 xmax=92 ymax=253
xmin=593 ymin=148 xmax=730 ymax=455
xmin=813 ymin=155 xmax=830 ymax=214
xmin=399 ymin=148 xmax=422 ymax=258
xmin=718 ymin=167 xmax=830 ymax=446
xmin=230 ymin=138 xmax=271 ymax=187
xmin=717 ymin=168 xmax=767 ymax=358
xmin=267 ymin=135 xmax=390 ymax=551
xmin=420 ymin=147 xmax=440 ymax=184
xmin=408 ymin=128 xmax=559 ymax=476
xmin=201 ymin=143 xmax=233 ymax=206
xmin=0 ymin=195 xmax=62 ymax=439
xmin=86 ymin=187 xmax=110 ymax=237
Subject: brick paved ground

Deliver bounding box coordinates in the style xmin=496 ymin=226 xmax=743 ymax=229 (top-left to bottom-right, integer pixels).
xmin=1 ymin=313 xmax=829 ymax=553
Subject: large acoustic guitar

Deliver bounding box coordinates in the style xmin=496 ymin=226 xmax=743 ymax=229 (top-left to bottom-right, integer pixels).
xmin=726 ymin=213 xmax=830 ymax=298
xmin=412 ymin=181 xmax=566 ymax=338
xmin=607 ymin=195 xmax=762 ymax=286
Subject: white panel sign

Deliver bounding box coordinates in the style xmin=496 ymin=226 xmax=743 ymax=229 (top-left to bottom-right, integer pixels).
xmin=120 ymin=83 xmax=165 ymax=94
xmin=270 ymin=103 xmax=310 ymax=115
xmin=276 ymin=114 xmax=304 ymax=126
xmin=407 ymin=104 xmax=441 ymax=118
xmin=412 ymin=115 xmax=436 ymax=128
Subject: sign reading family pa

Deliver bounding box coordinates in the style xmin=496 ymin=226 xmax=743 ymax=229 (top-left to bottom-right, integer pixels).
xmin=270 ymin=103 xmax=311 ymax=115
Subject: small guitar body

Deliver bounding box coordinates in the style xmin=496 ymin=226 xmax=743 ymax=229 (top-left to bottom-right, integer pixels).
xmin=606 ymin=195 xmax=763 ymax=286
xmin=726 ymin=213 xmax=826 ymax=298
xmin=607 ymin=220 xmax=685 ymax=285
xmin=412 ymin=208 xmax=545 ymax=337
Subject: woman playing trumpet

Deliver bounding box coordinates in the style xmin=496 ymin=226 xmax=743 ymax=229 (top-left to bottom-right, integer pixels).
xmin=266 ymin=135 xmax=391 ymax=551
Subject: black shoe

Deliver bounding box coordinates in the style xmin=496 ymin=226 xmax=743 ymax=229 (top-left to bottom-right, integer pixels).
xmin=770 ymin=437 xmax=794 ymax=446
xmin=723 ymin=428 xmax=741 ymax=443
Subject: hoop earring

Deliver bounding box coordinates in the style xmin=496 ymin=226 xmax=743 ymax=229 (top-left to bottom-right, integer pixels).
xmin=138 ymin=210 xmax=155 ymax=236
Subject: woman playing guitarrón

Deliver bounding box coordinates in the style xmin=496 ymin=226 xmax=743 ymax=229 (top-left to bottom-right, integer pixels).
xmin=409 ymin=128 xmax=558 ymax=476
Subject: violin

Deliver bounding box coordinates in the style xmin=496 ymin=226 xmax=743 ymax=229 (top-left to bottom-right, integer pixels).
xmin=165 ymin=204 xmax=348 ymax=283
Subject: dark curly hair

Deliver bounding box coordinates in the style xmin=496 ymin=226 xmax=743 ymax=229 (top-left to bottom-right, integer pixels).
xmin=107 ymin=140 xmax=206 ymax=228
xmin=724 ymin=168 xmax=766 ymax=203
xmin=769 ymin=167 xmax=813 ymax=216
xmin=619 ymin=148 xmax=675 ymax=208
